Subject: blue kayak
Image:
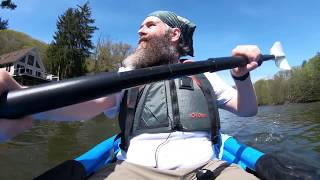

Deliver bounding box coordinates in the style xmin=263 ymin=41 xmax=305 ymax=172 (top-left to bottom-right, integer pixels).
xmin=34 ymin=133 xmax=320 ymax=180
xmin=75 ymin=133 xmax=263 ymax=176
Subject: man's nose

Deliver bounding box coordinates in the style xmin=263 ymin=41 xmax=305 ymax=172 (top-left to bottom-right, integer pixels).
xmin=138 ymin=26 xmax=147 ymax=36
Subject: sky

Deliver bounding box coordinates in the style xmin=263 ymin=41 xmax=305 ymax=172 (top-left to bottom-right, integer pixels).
xmin=1 ymin=0 xmax=319 ymax=85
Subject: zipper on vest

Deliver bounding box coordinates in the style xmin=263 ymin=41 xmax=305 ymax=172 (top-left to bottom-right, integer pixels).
xmin=169 ymin=80 xmax=182 ymax=131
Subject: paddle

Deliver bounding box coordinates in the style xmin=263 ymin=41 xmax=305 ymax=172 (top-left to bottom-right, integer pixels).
xmin=0 ymin=42 xmax=290 ymax=119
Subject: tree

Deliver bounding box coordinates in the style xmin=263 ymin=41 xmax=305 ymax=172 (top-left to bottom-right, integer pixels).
xmin=1 ymin=0 xmax=16 ymax=9
xmin=301 ymin=60 xmax=307 ymax=68
xmin=88 ymin=38 xmax=132 ymax=73
xmin=0 ymin=17 xmax=8 ymax=29
xmin=0 ymin=0 xmax=16 ymax=29
xmin=47 ymin=2 xmax=97 ymax=79
xmin=254 ymin=53 xmax=320 ymax=105
xmin=254 ymin=79 xmax=271 ymax=105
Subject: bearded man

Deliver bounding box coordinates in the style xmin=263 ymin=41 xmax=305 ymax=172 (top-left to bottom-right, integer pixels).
xmin=89 ymin=11 xmax=259 ymax=179
xmin=0 ymin=11 xmax=260 ymax=179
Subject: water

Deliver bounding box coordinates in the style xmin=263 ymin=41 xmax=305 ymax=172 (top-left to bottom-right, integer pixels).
xmin=0 ymin=102 xmax=319 ymax=179
xmin=220 ymin=102 xmax=320 ymax=167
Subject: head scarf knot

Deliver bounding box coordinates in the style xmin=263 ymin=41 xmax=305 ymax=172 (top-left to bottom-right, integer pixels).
xmin=148 ymin=10 xmax=196 ymax=57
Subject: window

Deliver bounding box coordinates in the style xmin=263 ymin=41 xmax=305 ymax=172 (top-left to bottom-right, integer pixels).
xmin=20 ymin=68 xmax=25 ymax=73
xmin=36 ymin=71 xmax=42 ymax=77
xmin=27 ymin=55 xmax=35 ymax=66
xmin=35 ymin=61 xmax=40 ymax=68
xmin=16 ymin=64 xmax=25 ymax=71
xmin=19 ymin=56 xmax=26 ymax=63
xmin=26 ymin=68 xmax=33 ymax=75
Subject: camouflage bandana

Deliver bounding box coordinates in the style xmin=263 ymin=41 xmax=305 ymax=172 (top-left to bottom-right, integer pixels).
xmin=148 ymin=10 xmax=196 ymax=57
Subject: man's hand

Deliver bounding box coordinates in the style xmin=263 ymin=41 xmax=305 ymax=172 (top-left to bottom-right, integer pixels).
xmin=0 ymin=69 xmax=32 ymax=142
xmin=231 ymin=45 xmax=261 ymax=77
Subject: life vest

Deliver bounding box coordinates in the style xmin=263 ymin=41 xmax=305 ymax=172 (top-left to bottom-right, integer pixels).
xmin=118 ymin=74 xmax=220 ymax=151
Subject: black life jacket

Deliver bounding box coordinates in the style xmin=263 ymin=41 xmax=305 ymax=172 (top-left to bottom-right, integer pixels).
xmin=118 ymin=73 xmax=220 ymax=151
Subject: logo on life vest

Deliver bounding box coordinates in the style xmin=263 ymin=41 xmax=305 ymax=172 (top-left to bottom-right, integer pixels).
xmin=190 ymin=112 xmax=208 ymax=118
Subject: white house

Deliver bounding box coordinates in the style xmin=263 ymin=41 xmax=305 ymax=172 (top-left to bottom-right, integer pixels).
xmin=0 ymin=48 xmax=59 ymax=84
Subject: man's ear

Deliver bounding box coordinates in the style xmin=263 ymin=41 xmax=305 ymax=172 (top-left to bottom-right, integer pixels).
xmin=170 ymin=28 xmax=181 ymax=43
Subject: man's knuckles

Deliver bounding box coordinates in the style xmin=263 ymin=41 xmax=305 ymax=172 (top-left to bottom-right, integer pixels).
xmin=0 ymin=69 xmax=21 ymax=91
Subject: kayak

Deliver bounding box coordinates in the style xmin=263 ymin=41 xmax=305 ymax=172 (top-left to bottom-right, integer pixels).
xmin=34 ymin=133 xmax=320 ymax=180
xmin=75 ymin=133 xmax=264 ymax=176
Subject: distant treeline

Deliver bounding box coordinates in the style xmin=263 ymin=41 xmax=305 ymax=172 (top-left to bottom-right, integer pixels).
xmin=254 ymin=54 xmax=320 ymax=105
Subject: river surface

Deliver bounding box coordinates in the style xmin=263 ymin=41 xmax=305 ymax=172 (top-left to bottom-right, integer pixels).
xmin=0 ymin=102 xmax=319 ymax=179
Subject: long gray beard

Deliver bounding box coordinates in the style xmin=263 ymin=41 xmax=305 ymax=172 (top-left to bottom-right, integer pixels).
xmin=122 ymin=34 xmax=179 ymax=69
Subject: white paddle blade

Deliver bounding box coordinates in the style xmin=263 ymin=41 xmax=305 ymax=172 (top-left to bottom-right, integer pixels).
xmin=270 ymin=41 xmax=291 ymax=70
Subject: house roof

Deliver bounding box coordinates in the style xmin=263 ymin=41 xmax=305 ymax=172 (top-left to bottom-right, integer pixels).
xmin=0 ymin=48 xmax=35 ymax=65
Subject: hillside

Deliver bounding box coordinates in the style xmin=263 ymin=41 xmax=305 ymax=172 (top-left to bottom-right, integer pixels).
xmin=0 ymin=29 xmax=49 ymax=67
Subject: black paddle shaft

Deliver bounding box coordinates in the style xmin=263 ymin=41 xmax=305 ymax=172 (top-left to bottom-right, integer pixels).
xmin=0 ymin=55 xmax=274 ymax=119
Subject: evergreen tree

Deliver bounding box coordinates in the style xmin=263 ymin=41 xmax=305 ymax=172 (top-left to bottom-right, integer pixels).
xmin=47 ymin=2 xmax=97 ymax=79
xmin=0 ymin=0 xmax=16 ymax=29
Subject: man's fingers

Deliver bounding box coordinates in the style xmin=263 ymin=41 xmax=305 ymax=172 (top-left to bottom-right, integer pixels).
xmin=232 ymin=45 xmax=261 ymax=62
xmin=246 ymin=61 xmax=259 ymax=71
xmin=0 ymin=69 xmax=21 ymax=94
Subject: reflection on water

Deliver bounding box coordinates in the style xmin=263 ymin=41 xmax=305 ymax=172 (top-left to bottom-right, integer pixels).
xmin=0 ymin=102 xmax=319 ymax=179
xmin=0 ymin=116 xmax=119 ymax=180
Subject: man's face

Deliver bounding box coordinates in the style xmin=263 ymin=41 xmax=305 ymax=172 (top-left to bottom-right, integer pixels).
xmin=138 ymin=16 xmax=171 ymax=48
xmin=122 ymin=16 xmax=179 ymax=69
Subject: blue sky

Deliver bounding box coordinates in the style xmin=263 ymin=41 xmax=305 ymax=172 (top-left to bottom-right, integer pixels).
xmin=1 ymin=0 xmax=319 ymax=85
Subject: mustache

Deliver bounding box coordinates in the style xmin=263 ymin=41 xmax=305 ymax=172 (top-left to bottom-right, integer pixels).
xmin=138 ymin=36 xmax=149 ymax=44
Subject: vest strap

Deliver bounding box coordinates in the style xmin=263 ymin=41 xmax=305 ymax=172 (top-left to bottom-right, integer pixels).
xmin=169 ymin=80 xmax=182 ymax=130
xmin=194 ymin=74 xmax=220 ymax=144
xmin=119 ymin=88 xmax=140 ymax=151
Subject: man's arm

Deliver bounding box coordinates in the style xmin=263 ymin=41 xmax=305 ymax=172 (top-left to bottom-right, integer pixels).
xmin=0 ymin=69 xmax=33 ymax=141
xmin=222 ymin=76 xmax=258 ymax=117
xmin=221 ymin=45 xmax=260 ymax=117
xmin=0 ymin=69 xmax=117 ymax=141
xmin=34 ymin=95 xmax=117 ymax=121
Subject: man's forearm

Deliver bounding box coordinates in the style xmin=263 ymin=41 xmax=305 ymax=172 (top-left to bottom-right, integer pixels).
xmin=233 ymin=75 xmax=258 ymax=117
xmin=227 ymin=44 xmax=260 ymax=117
xmin=32 ymin=94 xmax=117 ymax=121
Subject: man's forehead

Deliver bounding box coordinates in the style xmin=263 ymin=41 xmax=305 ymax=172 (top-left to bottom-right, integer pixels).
xmin=140 ymin=16 xmax=164 ymax=26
